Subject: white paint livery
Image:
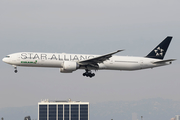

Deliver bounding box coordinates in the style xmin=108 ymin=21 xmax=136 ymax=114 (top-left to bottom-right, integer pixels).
xmin=2 ymin=36 xmax=176 ymax=78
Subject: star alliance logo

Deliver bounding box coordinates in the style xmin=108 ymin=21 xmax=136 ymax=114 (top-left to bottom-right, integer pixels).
xmin=154 ymin=47 xmax=164 ymax=56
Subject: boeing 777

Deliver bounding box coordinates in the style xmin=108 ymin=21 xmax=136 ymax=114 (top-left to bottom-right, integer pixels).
xmin=2 ymin=36 xmax=176 ymax=78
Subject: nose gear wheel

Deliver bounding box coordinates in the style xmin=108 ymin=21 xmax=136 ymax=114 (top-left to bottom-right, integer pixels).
xmin=14 ymin=66 xmax=18 ymax=73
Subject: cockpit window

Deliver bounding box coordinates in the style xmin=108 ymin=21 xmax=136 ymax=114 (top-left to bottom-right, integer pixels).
xmin=5 ymin=56 xmax=10 ymax=58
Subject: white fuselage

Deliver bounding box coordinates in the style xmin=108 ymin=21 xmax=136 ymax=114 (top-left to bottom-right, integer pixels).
xmin=2 ymin=52 xmax=170 ymax=71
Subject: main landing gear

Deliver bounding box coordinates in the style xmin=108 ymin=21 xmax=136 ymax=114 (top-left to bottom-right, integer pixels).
xmin=83 ymin=69 xmax=95 ymax=78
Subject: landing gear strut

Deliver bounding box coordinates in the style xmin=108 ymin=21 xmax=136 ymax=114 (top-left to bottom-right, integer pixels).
xmin=83 ymin=69 xmax=95 ymax=78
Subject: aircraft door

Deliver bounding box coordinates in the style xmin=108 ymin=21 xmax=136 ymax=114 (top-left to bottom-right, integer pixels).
xmin=140 ymin=59 xmax=144 ymax=69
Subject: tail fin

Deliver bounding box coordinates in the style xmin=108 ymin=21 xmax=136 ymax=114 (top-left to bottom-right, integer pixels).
xmin=146 ymin=36 xmax=172 ymax=59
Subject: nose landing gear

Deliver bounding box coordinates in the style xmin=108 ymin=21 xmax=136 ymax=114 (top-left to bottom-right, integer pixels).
xmin=83 ymin=69 xmax=95 ymax=78
xmin=14 ymin=69 xmax=18 ymax=73
xmin=13 ymin=65 xmax=18 ymax=73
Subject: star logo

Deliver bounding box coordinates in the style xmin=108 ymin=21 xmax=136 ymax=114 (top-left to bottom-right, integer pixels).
xmin=154 ymin=47 xmax=164 ymax=56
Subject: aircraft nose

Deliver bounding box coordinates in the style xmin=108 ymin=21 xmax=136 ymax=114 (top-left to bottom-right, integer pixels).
xmin=2 ymin=58 xmax=5 ymax=62
xmin=2 ymin=57 xmax=8 ymax=63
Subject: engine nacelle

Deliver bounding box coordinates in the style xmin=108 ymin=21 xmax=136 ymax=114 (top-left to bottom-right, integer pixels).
xmin=60 ymin=61 xmax=79 ymax=73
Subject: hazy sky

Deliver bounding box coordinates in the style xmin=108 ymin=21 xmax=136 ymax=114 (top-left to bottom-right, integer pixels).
xmin=0 ymin=0 xmax=180 ymax=109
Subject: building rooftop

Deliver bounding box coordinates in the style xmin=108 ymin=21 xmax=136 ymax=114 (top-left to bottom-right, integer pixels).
xmin=39 ymin=99 xmax=89 ymax=104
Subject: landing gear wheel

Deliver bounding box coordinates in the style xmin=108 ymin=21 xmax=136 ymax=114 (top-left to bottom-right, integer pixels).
xmin=83 ymin=73 xmax=87 ymax=76
xmin=92 ymin=73 xmax=95 ymax=77
xmin=14 ymin=70 xmax=18 ymax=73
xmin=89 ymin=74 xmax=93 ymax=78
xmin=83 ymin=69 xmax=95 ymax=78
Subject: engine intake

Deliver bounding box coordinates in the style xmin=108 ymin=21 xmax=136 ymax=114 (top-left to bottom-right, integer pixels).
xmin=60 ymin=61 xmax=79 ymax=73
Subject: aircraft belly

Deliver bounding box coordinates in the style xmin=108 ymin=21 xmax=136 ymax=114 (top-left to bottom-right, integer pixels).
xmin=104 ymin=62 xmax=141 ymax=70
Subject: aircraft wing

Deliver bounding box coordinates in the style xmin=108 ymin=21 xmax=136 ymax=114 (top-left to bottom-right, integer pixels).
xmin=153 ymin=59 xmax=176 ymax=64
xmin=79 ymin=50 xmax=124 ymax=66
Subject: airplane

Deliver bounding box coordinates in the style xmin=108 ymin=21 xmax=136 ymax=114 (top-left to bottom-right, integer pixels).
xmin=2 ymin=36 xmax=176 ymax=78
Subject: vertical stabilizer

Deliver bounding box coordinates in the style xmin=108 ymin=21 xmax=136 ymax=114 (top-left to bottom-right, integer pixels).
xmin=146 ymin=36 xmax=172 ymax=59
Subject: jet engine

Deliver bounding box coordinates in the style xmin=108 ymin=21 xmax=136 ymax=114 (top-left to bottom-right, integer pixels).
xmin=60 ymin=61 xmax=79 ymax=73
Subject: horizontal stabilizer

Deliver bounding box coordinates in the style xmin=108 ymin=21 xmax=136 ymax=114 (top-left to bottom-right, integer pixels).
xmin=153 ymin=59 xmax=176 ymax=64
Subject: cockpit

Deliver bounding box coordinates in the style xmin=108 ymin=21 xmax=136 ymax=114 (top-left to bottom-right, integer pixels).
xmin=5 ymin=56 xmax=10 ymax=58
xmin=2 ymin=55 xmax=11 ymax=64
